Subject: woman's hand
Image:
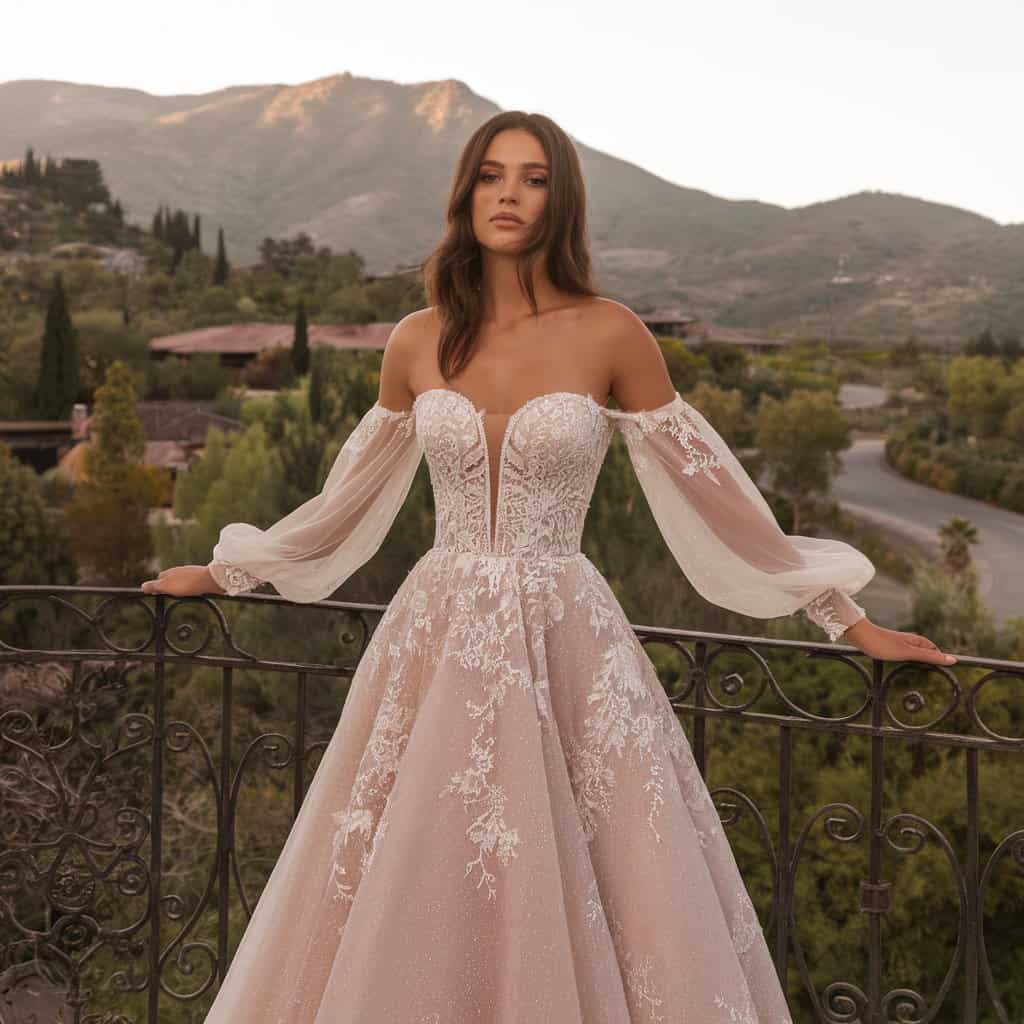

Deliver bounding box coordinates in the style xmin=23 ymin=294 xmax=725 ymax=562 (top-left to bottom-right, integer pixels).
xmin=140 ymin=565 xmax=224 ymax=597
xmin=842 ymin=617 xmax=957 ymax=665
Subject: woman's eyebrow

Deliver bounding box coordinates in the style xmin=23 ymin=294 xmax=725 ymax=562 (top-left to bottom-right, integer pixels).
xmin=480 ymin=159 xmax=549 ymax=170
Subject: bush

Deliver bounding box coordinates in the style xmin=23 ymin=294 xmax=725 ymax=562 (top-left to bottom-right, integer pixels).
xmin=243 ymin=347 xmax=296 ymax=390
xmin=997 ymin=471 xmax=1024 ymax=514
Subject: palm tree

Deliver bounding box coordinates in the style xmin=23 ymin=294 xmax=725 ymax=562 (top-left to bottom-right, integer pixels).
xmin=939 ymin=516 xmax=979 ymax=575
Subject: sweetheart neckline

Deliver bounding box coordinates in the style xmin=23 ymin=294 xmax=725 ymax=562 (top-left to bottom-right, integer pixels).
xmin=412 ymin=387 xmax=605 ymax=420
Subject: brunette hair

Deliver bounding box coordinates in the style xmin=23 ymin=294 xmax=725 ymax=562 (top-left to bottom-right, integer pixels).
xmin=421 ymin=110 xmax=598 ymax=380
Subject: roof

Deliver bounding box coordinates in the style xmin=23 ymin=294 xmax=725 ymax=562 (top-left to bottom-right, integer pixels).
xmin=0 ymin=420 xmax=73 ymax=431
xmin=150 ymin=321 xmax=395 ymax=355
xmin=77 ymin=402 xmax=246 ymax=443
xmin=642 ymin=308 xmax=700 ymax=324
xmin=683 ymin=322 xmax=787 ymax=347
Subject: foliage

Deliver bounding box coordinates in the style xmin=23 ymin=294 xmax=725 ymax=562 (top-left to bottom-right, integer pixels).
xmin=291 ymin=298 xmax=310 ymax=377
xmin=64 ymin=361 xmax=161 ymax=584
xmin=946 ymin=355 xmax=1024 ymax=438
xmin=74 ymin=308 xmax=149 ymax=397
xmin=242 ymin=346 xmax=296 ymax=390
xmin=213 ymin=226 xmax=230 ymax=286
xmin=682 ymin=381 xmax=749 ymax=447
xmin=755 ymin=389 xmax=851 ymax=533
xmin=0 ymin=442 xmax=76 ymax=585
xmin=33 ymin=271 xmax=80 ymax=418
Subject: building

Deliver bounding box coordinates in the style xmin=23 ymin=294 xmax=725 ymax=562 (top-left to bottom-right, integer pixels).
xmin=640 ymin=308 xmax=787 ymax=355
xmin=150 ymin=322 xmax=395 ymax=369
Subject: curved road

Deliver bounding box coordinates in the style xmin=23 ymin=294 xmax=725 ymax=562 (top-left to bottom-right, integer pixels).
xmin=834 ymin=438 xmax=1024 ymax=624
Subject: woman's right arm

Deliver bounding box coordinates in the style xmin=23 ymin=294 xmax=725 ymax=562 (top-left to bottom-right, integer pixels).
xmin=140 ymin=315 xmax=423 ymax=601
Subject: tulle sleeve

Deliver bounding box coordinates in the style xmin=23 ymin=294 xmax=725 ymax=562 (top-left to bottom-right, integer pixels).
xmin=207 ymin=402 xmax=421 ymax=604
xmin=603 ymin=392 xmax=875 ymax=641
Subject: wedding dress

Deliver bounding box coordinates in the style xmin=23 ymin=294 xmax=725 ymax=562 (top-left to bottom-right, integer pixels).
xmin=202 ymin=387 xmax=874 ymax=1023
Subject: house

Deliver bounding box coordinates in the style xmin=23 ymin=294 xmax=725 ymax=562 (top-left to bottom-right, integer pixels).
xmin=51 ymin=401 xmax=246 ymax=484
xmin=150 ymin=322 xmax=395 ymax=369
xmin=640 ymin=309 xmax=787 ymax=354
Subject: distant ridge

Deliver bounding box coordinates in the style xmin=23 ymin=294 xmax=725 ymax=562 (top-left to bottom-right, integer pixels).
xmin=1 ymin=74 xmax=1021 ymax=344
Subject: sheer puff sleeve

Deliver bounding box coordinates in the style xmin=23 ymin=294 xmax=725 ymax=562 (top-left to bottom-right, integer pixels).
xmin=207 ymin=402 xmax=421 ymax=604
xmin=603 ymin=392 xmax=875 ymax=642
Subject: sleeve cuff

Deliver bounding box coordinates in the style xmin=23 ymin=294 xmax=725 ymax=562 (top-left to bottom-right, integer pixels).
xmin=801 ymin=587 xmax=867 ymax=642
xmin=208 ymin=560 xmax=265 ymax=596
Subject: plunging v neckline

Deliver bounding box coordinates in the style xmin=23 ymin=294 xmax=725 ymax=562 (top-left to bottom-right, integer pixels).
xmin=413 ymin=388 xmax=605 ymax=551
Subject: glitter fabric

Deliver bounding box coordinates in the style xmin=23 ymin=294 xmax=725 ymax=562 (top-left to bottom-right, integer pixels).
xmin=203 ymin=389 xmax=874 ymax=1022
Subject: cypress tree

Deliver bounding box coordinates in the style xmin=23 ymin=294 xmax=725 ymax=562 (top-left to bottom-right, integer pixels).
xmin=212 ymin=227 xmax=230 ymax=285
xmin=35 ymin=272 xmax=80 ymax=419
xmin=152 ymin=206 xmax=164 ymax=240
xmin=23 ymin=146 xmax=38 ymax=184
xmin=291 ymin=298 xmax=310 ymax=376
xmin=192 ymin=212 xmax=201 ymax=250
xmin=308 ymin=346 xmax=332 ymax=425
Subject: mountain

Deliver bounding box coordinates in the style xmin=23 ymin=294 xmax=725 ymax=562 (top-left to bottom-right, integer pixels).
xmin=1 ymin=74 xmax=1021 ymax=345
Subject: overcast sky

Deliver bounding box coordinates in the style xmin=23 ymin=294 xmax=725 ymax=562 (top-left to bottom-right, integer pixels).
xmin=6 ymin=0 xmax=1022 ymax=224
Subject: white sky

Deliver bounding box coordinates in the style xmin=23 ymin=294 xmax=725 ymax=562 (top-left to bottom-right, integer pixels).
xmin=5 ymin=0 xmax=1022 ymax=224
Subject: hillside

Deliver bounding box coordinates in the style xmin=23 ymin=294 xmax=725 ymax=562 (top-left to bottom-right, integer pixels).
xmin=1 ymin=74 xmax=1022 ymax=345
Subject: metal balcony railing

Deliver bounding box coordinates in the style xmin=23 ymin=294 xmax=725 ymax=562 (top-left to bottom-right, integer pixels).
xmin=1 ymin=585 xmax=1022 ymax=1024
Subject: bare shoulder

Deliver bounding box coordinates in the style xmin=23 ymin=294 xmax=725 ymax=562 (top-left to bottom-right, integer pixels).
xmin=378 ymin=307 xmax=441 ymax=410
xmin=587 ymin=297 xmax=676 ymax=411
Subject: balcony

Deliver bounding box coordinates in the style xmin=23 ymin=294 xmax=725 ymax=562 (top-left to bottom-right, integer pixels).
xmin=1 ymin=584 xmax=1022 ymax=1023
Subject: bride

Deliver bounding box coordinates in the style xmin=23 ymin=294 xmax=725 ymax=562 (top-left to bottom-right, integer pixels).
xmin=142 ymin=110 xmax=956 ymax=1023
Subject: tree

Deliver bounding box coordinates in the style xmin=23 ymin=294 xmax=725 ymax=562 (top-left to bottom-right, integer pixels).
xmin=291 ymin=299 xmax=310 ymax=377
xmin=1001 ymin=330 xmax=1022 ymax=364
xmin=890 ymin=332 xmax=921 ymax=367
xmin=0 ymin=443 xmax=75 ymax=586
xmin=212 ymin=227 xmax=230 ymax=285
xmin=64 ymin=361 xmax=158 ymax=585
xmin=34 ymin=272 xmax=80 ymax=418
xmin=938 ymin=516 xmax=979 ymax=576
xmin=946 ymin=355 xmax=1010 ymax=438
xmin=22 ymin=145 xmax=39 ymax=184
xmin=308 ymin=346 xmax=331 ymax=425
xmin=755 ymin=389 xmax=851 ymax=533
xmin=964 ymin=325 xmax=998 ymax=357
xmin=192 ymin=212 xmax=201 ymax=250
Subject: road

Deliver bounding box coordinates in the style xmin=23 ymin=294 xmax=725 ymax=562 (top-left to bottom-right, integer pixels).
xmin=834 ymin=438 xmax=1024 ymax=624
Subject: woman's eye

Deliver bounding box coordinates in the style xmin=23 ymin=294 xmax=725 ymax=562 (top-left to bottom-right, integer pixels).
xmin=478 ymin=173 xmax=547 ymax=186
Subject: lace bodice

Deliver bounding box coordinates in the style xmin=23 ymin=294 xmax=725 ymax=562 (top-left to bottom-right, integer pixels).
xmin=208 ymin=389 xmax=874 ymax=641
xmin=414 ymin=388 xmax=612 ymax=556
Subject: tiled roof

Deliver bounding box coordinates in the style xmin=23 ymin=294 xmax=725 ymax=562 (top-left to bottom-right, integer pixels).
xmin=150 ymin=321 xmax=395 ymax=354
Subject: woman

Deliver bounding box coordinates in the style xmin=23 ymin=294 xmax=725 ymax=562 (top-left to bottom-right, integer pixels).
xmin=143 ymin=110 xmax=956 ymax=1023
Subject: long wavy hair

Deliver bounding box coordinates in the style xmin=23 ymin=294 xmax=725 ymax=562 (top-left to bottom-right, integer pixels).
xmin=421 ymin=110 xmax=599 ymax=380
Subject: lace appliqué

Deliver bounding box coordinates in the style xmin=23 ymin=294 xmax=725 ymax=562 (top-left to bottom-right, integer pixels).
xmin=606 ymin=392 xmax=723 ymax=480
xmin=564 ymin=561 xmax=690 ymax=846
xmin=802 ymin=587 xmax=866 ymax=642
xmin=436 ymin=555 xmax=561 ymax=900
xmin=586 ymin=878 xmax=667 ymax=1022
xmin=208 ymin=559 xmax=264 ymax=595
xmin=327 ymin=630 xmax=419 ymax=909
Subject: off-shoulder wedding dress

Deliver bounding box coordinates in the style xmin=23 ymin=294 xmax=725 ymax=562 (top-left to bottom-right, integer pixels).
xmin=202 ymin=388 xmax=874 ymax=1023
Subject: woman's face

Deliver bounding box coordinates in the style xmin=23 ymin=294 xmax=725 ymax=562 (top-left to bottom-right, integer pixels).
xmin=470 ymin=128 xmax=549 ymax=252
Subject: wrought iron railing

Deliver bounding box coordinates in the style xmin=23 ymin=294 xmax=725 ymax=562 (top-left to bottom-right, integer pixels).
xmin=1 ymin=584 xmax=1021 ymax=1024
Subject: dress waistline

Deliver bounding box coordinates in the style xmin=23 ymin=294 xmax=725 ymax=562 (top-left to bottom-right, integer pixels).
xmin=426 ymin=547 xmax=586 ymax=567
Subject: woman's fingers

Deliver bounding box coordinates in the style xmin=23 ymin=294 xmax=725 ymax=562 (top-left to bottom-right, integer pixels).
xmin=905 ymin=638 xmax=957 ymax=665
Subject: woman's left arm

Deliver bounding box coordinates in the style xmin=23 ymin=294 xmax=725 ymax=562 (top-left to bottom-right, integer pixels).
xmin=603 ymin=306 xmax=957 ymax=665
